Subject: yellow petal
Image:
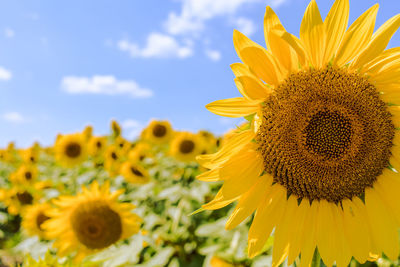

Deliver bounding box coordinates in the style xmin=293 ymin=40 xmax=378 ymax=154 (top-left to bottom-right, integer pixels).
xmin=388 ymin=105 xmax=400 ymax=128
xmin=272 ymin=196 xmax=298 ymax=267
xmin=233 ymin=30 xmax=281 ymax=86
xmin=196 ymin=129 xmax=255 ymax=169
xmin=316 ymin=200 xmax=337 ymax=267
xmin=300 ymin=0 xmax=326 ymax=68
xmin=365 ymin=187 xmax=400 ymax=260
xmin=264 ymin=6 xmax=285 ymax=50
xmin=351 ymin=13 xmax=400 ymax=69
xmin=225 ymin=174 xmax=273 ymax=230
xmin=334 ymin=4 xmax=379 ymax=67
xmin=342 ymin=198 xmax=371 ymax=264
xmin=299 ymin=200 xmax=319 ymax=267
xmin=332 ymin=204 xmax=352 ymax=267
xmin=220 ymin=146 xmax=264 ymax=200
xmin=279 ymin=31 xmax=307 ymax=66
xmin=248 ymin=185 xmax=287 ymax=258
xmin=202 ymin=188 xmax=238 ymax=210
xmin=196 ymin=167 xmax=221 ymax=182
xmin=362 ymin=47 xmax=400 ymax=75
xmin=206 ymin=97 xmax=261 ymax=118
xmin=287 ymin=199 xmax=310 ymax=265
xmin=323 ymin=0 xmax=349 ymax=64
xmin=374 ymin=169 xmax=400 ymax=225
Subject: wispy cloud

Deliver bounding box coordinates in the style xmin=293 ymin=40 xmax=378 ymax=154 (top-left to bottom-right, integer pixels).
xmin=234 ymin=17 xmax=256 ymax=36
xmin=4 ymin=28 xmax=15 ymax=38
xmin=61 ymin=75 xmax=153 ymax=98
xmin=205 ymin=49 xmax=221 ymax=61
xmin=3 ymin=112 xmax=25 ymax=123
xmin=0 ymin=67 xmax=12 ymax=81
xmin=121 ymin=119 xmax=143 ymax=140
xmin=118 ymin=33 xmax=193 ymax=59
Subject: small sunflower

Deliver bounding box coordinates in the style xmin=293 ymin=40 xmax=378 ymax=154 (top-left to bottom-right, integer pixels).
xmin=43 ymin=181 xmax=141 ymax=262
xmin=114 ymin=136 xmax=131 ymax=155
xmin=87 ymin=136 xmax=107 ymax=158
xmin=198 ymin=1 xmax=400 ymax=266
xmin=82 ymin=125 xmax=93 ymax=141
xmin=170 ymin=132 xmax=202 ymax=162
xmin=11 ymin=164 xmax=38 ymax=184
xmin=3 ymin=187 xmax=35 ymax=215
xmin=120 ymin=161 xmax=150 ymax=184
xmin=111 ymin=120 xmax=122 ymax=137
xmin=20 ymin=147 xmax=39 ymax=164
xmin=54 ymin=133 xmax=87 ymax=167
xmin=143 ymin=120 xmax=173 ymax=144
xmin=22 ymin=202 xmax=51 ymax=239
xmin=128 ymin=142 xmax=152 ymax=162
xmin=104 ymin=145 xmax=122 ymax=177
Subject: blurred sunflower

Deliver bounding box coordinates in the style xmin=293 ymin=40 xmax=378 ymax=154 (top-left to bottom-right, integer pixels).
xmin=128 ymin=142 xmax=152 ymax=162
xmin=12 ymin=164 xmax=38 ymax=184
xmin=43 ymin=181 xmax=141 ymax=262
xmin=88 ymin=136 xmax=107 ymax=158
xmin=170 ymin=132 xmax=202 ymax=162
xmin=198 ymin=1 xmax=400 ymax=266
xmin=120 ymin=161 xmax=150 ymax=184
xmin=55 ymin=133 xmax=87 ymax=167
xmin=115 ymin=136 xmax=131 ymax=155
xmin=3 ymin=187 xmax=35 ymax=215
xmin=22 ymin=202 xmax=51 ymax=239
xmin=111 ymin=120 xmax=122 ymax=137
xmin=82 ymin=125 xmax=93 ymax=141
xmin=143 ymin=120 xmax=173 ymax=144
xmin=20 ymin=147 xmax=39 ymax=164
xmin=104 ymin=145 xmax=122 ymax=177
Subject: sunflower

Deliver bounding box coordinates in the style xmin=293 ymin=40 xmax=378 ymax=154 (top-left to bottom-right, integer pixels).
xmin=143 ymin=120 xmax=173 ymax=144
xmin=111 ymin=120 xmax=122 ymax=137
xmin=104 ymin=145 xmax=122 ymax=177
xmin=120 ymin=161 xmax=150 ymax=184
xmin=22 ymin=202 xmax=51 ymax=239
xmin=20 ymin=147 xmax=39 ymax=164
xmin=82 ymin=125 xmax=93 ymax=140
xmin=128 ymin=142 xmax=152 ymax=162
xmin=43 ymin=181 xmax=141 ymax=262
xmin=3 ymin=187 xmax=35 ymax=215
xmin=198 ymin=130 xmax=218 ymax=154
xmin=54 ymin=133 xmax=87 ymax=167
xmin=12 ymin=164 xmax=38 ymax=184
xmin=170 ymin=132 xmax=203 ymax=162
xmin=115 ymin=136 xmax=131 ymax=155
xmin=87 ymin=136 xmax=107 ymax=158
xmin=197 ymin=1 xmax=400 ymax=266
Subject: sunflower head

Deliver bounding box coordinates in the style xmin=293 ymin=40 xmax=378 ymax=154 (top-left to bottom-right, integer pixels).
xmin=120 ymin=161 xmax=150 ymax=184
xmin=82 ymin=125 xmax=93 ymax=141
xmin=128 ymin=142 xmax=152 ymax=162
xmin=12 ymin=164 xmax=38 ymax=184
xmin=198 ymin=0 xmax=400 ymax=266
xmin=3 ymin=187 xmax=36 ymax=215
xmin=20 ymin=147 xmax=39 ymax=164
xmin=22 ymin=202 xmax=51 ymax=239
xmin=43 ymin=181 xmax=141 ymax=262
xmin=114 ymin=136 xmax=131 ymax=155
xmin=54 ymin=133 xmax=87 ymax=167
xmin=88 ymin=136 xmax=107 ymax=158
xmin=170 ymin=132 xmax=203 ymax=162
xmin=143 ymin=120 xmax=174 ymax=144
xmin=111 ymin=120 xmax=122 ymax=137
xmin=104 ymin=145 xmax=122 ymax=177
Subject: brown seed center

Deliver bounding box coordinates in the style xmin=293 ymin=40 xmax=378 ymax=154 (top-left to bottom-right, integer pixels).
xmin=256 ymin=67 xmax=394 ymax=203
xmin=70 ymin=202 xmax=122 ymax=249
xmin=65 ymin=142 xmax=81 ymax=158
xmin=179 ymin=140 xmax=195 ymax=154
xmin=152 ymin=124 xmax=167 ymax=137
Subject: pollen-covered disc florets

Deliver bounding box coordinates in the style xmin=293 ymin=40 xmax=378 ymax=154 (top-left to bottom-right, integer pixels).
xmin=257 ymin=67 xmax=395 ymax=202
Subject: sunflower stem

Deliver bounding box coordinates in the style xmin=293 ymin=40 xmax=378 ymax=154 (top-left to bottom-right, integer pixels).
xmin=311 ymin=249 xmax=321 ymax=267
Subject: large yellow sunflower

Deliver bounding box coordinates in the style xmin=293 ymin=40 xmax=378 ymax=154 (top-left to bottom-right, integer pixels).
xmin=197 ymin=1 xmax=400 ymax=266
xmin=54 ymin=133 xmax=87 ymax=167
xmin=43 ymin=181 xmax=141 ymax=262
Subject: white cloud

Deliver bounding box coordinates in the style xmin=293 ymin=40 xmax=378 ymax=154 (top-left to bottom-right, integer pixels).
xmin=121 ymin=119 xmax=143 ymax=140
xmin=3 ymin=112 xmax=24 ymax=123
xmin=118 ymin=33 xmax=193 ymax=59
xmin=234 ymin=17 xmax=256 ymax=36
xmin=0 ymin=67 xmax=12 ymax=81
xmin=205 ymin=49 xmax=221 ymax=61
xmin=4 ymin=28 xmax=15 ymax=38
xmin=164 ymin=0 xmax=285 ymax=36
xmin=61 ymin=75 xmax=153 ymax=98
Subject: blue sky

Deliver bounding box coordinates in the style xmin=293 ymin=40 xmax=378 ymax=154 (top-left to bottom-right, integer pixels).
xmin=0 ymin=0 xmax=399 ymax=147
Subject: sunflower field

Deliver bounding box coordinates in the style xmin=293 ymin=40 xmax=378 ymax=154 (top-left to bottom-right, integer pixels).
xmin=0 ymin=120 xmax=273 ymax=266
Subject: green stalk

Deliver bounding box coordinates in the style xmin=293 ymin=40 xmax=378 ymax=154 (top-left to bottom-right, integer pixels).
xmin=311 ymin=249 xmax=321 ymax=267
